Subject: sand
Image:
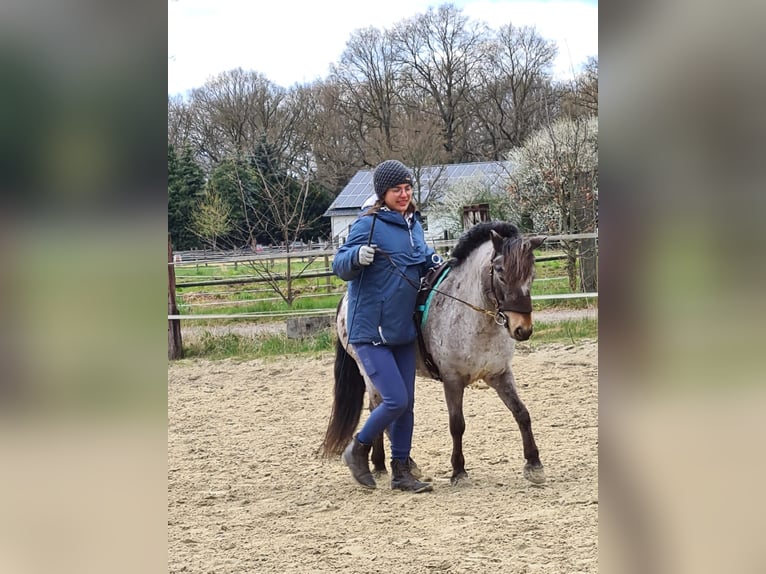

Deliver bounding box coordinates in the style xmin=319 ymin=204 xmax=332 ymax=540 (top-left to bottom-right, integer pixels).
xmin=168 ymin=340 xmax=597 ymax=573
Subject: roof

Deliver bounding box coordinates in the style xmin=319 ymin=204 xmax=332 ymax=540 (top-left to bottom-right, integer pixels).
xmin=323 ymin=161 xmax=513 ymax=217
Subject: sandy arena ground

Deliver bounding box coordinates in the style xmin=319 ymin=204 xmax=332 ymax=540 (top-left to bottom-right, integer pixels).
xmin=168 ymin=340 xmax=597 ymax=573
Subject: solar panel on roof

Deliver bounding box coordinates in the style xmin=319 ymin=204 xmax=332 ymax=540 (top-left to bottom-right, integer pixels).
xmin=324 ymin=161 xmax=514 ymax=217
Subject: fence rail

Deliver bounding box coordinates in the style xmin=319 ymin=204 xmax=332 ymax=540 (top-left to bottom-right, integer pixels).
xmin=168 ymin=233 xmax=598 ymax=322
xmin=168 ymin=291 xmax=599 ymax=322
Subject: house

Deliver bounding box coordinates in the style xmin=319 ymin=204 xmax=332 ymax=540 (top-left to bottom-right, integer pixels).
xmin=323 ymin=161 xmax=513 ymax=245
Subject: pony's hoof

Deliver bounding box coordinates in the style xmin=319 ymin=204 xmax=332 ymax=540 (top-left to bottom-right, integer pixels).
xmin=450 ymin=472 xmax=470 ymax=487
xmin=523 ymin=463 xmax=546 ymax=484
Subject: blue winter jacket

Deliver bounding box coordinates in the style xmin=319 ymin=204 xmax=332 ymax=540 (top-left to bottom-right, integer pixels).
xmin=333 ymin=208 xmax=441 ymax=346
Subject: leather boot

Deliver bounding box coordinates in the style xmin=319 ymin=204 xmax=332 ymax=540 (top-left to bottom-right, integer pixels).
xmin=391 ymin=458 xmax=433 ymax=493
xmin=341 ymin=435 xmax=376 ymax=489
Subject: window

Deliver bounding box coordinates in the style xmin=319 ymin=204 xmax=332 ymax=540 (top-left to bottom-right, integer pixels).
xmin=462 ymin=204 xmax=490 ymax=229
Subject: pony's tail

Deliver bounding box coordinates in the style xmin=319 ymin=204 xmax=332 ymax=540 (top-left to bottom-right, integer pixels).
xmin=321 ymin=337 xmax=366 ymax=457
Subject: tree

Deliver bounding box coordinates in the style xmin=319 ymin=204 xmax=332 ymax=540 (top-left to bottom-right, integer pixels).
xmin=426 ymin=173 xmax=515 ymax=239
xmin=393 ymin=4 xmax=488 ymax=162
xmin=168 ymin=94 xmax=193 ymax=151
xmin=331 ymin=27 xmax=403 ymax=157
xmin=240 ymin=141 xmax=333 ymax=306
xmin=507 ymin=117 xmax=598 ymax=291
xmin=168 ymin=144 xmax=205 ymax=250
xmin=295 ymin=80 xmax=367 ymax=193
xmin=205 ymin=158 xmax=264 ymax=248
xmin=180 ymin=68 xmax=298 ymax=168
xmin=467 ymin=24 xmax=557 ymax=159
xmin=560 ymin=56 xmax=598 ymax=118
xmin=577 ymin=57 xmax=598 ymax=115
xmin=190 ymin=185 xmax=232 ymax=250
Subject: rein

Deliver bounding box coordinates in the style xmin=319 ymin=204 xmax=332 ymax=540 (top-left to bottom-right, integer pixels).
xmin=374 ymin=246 xmax=526 ymax=329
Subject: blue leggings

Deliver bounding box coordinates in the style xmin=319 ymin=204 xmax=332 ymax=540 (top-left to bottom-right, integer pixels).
xmin=353 ymin=342 xmax=416 ymax=461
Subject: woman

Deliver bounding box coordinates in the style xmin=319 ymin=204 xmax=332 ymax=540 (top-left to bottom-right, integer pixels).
xmin=332 ymin=159 xmax=443 ymax=493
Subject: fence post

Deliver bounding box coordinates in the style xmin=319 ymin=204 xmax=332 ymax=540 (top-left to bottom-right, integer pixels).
xmin=168 ymin=235 xmax=183 ymax=360
xmin=324 ymin=254 xmax=332 ymax=293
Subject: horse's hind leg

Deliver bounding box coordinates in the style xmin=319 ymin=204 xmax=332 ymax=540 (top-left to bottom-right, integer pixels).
xmin=366 ymin=395 xmax=388 ymax=476
xmin=370 ymin=432 xmax=387 ymax=475
xmin=442 ymin=379 xmax=469 ymax=485
xmin=486 ymin=372 xmax=546 ymax=484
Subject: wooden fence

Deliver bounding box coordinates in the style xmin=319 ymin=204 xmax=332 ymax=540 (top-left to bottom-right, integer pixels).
xmin=167 ymin=233 xmax=598 ymax=324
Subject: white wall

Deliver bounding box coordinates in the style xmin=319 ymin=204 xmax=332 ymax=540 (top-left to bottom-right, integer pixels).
xmin=330 ymin=215 xmax=358 ymax=245
xmin=332 ymin=211 xmax=454 ymax=245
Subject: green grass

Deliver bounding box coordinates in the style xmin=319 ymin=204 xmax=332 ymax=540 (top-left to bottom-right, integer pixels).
xmin=180 ymin=317 xmax=597 ymax=360
xmin=176 ymin=255 xmax=594 ymax=317
xmin=183 ymin=329 xmax=334 ymax=360
xmin=526 ymin=318 xmax=598 ymax=345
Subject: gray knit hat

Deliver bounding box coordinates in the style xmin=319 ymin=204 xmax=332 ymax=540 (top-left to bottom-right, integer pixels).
xmin=373 ymin=160 xmax=413 ymax=199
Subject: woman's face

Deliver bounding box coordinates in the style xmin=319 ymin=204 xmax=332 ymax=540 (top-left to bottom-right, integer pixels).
xmin=383 ymin=183 xmax=412 ymax=215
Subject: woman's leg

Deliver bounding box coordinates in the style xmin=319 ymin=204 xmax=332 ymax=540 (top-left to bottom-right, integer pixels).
xmin=353 ymin=343 xmax=410 ymax=450
xmin=387 ymin=343 xmax=416 ymax=461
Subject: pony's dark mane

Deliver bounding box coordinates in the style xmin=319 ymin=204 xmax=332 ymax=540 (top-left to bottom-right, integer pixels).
xmin=448 ymin=221 xmax=520 ymax=266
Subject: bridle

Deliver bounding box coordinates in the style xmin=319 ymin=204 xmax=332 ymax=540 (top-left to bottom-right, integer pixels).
xmin=487 ymin=250 xmax=533 ymax=329
xmin=375 ymin=244 xmax=532 ymax=330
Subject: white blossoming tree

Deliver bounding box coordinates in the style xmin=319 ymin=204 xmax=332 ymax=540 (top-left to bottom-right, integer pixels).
xmin=425 ymin=174 xmax=515 ymax=240
xmin=507 ymin=117 xmax=598 ymax=291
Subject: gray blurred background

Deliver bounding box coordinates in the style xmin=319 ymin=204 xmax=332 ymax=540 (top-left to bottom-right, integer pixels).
xmin=0 ymin=0 xmax=764 ymax=573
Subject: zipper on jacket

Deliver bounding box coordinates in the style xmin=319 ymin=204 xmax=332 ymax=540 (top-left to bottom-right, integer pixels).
xmin=377 ymin=326 xmax=388 ymax=344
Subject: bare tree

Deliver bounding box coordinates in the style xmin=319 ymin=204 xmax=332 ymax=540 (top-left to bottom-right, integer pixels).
xmin=233 ymin=144 xmax=331 ymax=306
xmin=294 ymin=80 xmax=366 ymax=192
xmin=392 ymin=4 xmax=488 ymax=162
xmin=330 ymin=27 xmax=405 ymax=157
xmin=177 ymin=68 xmax=299 ymax=168
xmin=467 ymin=24 xmax=557 ymax=159
xmin=560 ymin=56 xmax=598 ymax=118
xmin=168 ymin=94 xmax=194 ymax=151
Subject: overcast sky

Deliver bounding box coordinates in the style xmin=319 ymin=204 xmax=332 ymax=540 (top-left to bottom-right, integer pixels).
xmin=168 ymin=0 xmax=597 ymax=97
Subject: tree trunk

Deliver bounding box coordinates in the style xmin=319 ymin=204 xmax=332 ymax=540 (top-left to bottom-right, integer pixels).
xmin=565 ymin=249 xmax=578 ymax=292
xmin=579 ymin=237 xmax=598 ymax=292
xmin=574 ymin=172 xmax=598 ymax=292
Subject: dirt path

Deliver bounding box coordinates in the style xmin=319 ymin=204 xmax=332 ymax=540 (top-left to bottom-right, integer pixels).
xmin=168 ymin=340 xmax=597 ymax=573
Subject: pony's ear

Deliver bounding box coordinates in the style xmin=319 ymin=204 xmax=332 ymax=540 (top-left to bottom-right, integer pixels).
xmin=490 ymin=229 xmax=505 ymax=253
xmin=527 ymin=236 xmax=546 ymax=251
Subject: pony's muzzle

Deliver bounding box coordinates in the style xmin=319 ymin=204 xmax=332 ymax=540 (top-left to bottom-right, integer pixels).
xmin=507 ymin=313 xmax=533 ymax=341
xmin=513 ymin=325 xmax=533 ymax=341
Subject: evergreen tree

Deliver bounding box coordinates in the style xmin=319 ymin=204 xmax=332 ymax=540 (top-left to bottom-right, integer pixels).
xmin=207 ymin=158 xmax=267 ymax=248
xmin=168 ymin=144 xmax=205 ymax=249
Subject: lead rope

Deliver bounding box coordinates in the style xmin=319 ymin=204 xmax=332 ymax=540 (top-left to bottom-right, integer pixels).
xmin=374 ymin=247 xmax=505 ymax=325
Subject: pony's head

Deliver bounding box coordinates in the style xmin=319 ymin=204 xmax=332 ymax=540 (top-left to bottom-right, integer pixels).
xmin=488 ymin=230 xmax=545 ymax=341
xmin=449 ymin=221 xmax=545 ymax=342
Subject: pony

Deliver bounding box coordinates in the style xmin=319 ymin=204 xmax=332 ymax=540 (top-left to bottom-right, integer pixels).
xmin=322 ymin=221 xmax=546 ymax=486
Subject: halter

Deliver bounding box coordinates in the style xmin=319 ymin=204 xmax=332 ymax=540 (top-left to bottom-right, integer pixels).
xmin=487 ymin=250 xmax=533 ymax=329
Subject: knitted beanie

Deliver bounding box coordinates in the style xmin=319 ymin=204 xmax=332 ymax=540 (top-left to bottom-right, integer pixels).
xmin=373 ymin=160 xmax=413 ymax=199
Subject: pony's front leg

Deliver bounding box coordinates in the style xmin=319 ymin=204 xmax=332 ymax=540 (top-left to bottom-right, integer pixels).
xmin=486 ymin=373 xmax=546 ymax=485
xmin=442 ymin=380 xmax=469 ymax=485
